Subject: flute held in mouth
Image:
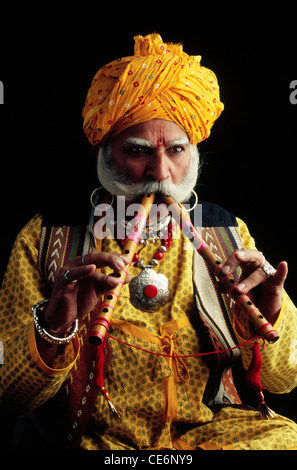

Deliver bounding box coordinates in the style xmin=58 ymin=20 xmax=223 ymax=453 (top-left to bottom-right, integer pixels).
xmin=88 ymin=192 xmax=155 ymax=345
xmin=163 ymin=194 xmax=279 ymax=344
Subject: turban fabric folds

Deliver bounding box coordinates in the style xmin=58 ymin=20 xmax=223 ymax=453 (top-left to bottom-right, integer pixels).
xmin=82 ymin=34 xmax=224 ymax=146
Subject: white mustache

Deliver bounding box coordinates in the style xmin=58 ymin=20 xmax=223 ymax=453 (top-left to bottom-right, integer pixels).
xmin=96 ymin=142 xmax=200 ymax=203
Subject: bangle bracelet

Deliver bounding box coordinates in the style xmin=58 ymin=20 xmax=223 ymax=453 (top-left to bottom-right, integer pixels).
xmin=32 ymin=299 xmax=79 ymax=345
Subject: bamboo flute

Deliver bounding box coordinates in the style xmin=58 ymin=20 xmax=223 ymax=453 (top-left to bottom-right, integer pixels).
xmin=88 ymin=192 xmax=155 ymax=345
xmin=163 ymin=195 xmax=279 ymax=344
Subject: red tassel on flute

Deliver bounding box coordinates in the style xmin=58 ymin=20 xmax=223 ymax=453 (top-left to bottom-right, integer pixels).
xmin=95 ymin=341 xmax=121 ymax=418
xmin=246 ymin=340 xmax=276 ymax=419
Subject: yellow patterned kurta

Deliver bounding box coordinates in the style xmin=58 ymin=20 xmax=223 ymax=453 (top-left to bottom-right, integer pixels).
xmin=1 ymin=214 xmax=297 ymax=450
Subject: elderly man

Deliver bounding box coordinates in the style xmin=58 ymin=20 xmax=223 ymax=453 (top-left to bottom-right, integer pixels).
xmin=1 ymin=34 xmax=297 ymax=450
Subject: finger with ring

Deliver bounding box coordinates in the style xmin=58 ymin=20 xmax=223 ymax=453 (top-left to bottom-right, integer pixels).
xmin=260 ymin=260 xmax=277 ymax=278
xmin=64 ymin=269 xmax=78 ymax=283
xmin=258 ymin=251 xmax=266 ymax=268
xmin=257 ymin=251 xmax=276 ymax=277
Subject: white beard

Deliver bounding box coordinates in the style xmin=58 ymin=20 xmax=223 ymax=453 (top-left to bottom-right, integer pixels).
xmin=96 ymin=142 xmax=200 ymax=203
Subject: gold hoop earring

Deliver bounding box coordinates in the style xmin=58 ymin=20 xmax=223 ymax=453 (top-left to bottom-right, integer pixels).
xmin=90 ymin=187 xmax=114 ymax=209
xmin=180 ymin=189 xmax=198 ymax=212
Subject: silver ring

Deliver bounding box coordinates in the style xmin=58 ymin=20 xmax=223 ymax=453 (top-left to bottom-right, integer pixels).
xmin=64 ymin=269 xmax=77 ymax=283
xmin=259 ymin=252 xmax=266 ymax=268
xmin=261 ymin=260 xmax=277 ymax=278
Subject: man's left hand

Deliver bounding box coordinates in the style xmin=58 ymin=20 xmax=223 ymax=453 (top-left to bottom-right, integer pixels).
xmin=221 ymin=249 xmax=288 ymax=325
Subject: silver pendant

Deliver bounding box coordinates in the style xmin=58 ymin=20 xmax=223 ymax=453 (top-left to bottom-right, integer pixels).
xmin=129 ymin=268 xmax=170 ymax=312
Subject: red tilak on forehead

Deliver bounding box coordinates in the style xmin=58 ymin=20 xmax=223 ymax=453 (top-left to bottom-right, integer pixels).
xmin=157 ymin=126 xmax=166 ymax=147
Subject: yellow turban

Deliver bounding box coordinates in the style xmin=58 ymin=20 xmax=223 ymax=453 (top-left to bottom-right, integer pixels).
xmin=82 ymin=33 xmax=224 ymax=146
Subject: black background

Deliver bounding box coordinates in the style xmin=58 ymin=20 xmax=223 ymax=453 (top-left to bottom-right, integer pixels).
xmin=0 ymin=6 xmax=296 ymax=421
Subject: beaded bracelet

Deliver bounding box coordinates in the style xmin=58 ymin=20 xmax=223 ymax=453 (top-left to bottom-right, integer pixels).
xmin=32 ymin=299 xmax=79 ymax=345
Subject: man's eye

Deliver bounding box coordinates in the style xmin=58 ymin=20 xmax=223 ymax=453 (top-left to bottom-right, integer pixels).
xmin=125 ymin=146 xmax=147 ymax=155
xmin=131 ymin=147 xmax=144 ymax=153
xmin=169 ymin=146 xmax=184 ymax=154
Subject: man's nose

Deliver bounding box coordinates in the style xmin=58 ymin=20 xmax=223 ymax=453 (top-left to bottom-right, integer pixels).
xmin=145 ymin=150 xmax=171 ymax=181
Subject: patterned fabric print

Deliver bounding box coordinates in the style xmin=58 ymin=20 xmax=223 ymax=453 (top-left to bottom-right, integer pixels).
xmin=81 ymin=324 xmax=214 ymax=450
xmin=0 ymin=215 xmax=76 ymax=415
xmin=82 ymin=33 xmax=223 ymax=146
xmin=81 ymin=319 xmax=297 ymax=450
xmin=80 ymin=219 xmax=297 ymax=450
xmin=39 ymin=224 xmax=94 ymax=288
xmin=237 ymin=218 xmax=256 ymax=251
xmin=175 ymin=406 xmax=297 ymax=450
xmin=236 ymin=218 xmax=297 ymax=394
xmin=99 ymin=230 xmax=196 ymax=331
xmin=80 ymin=230 xmax=213 ymax=449
xmin=2 ymin=215 xmax=297 ymax=450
